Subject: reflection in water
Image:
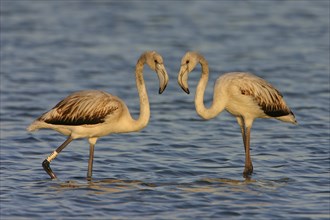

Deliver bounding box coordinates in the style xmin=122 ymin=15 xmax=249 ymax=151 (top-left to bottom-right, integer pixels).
xmin=52 ymin=177 xmax=290 ymax=196
xmin=54 ymin=178 xmax=158 ymax=195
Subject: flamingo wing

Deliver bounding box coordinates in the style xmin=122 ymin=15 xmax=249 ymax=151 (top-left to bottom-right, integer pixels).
xmin=237 ymin=74 xmax=292 ymax=117
xmin=38 ymin=90 xmax=123 ymax=125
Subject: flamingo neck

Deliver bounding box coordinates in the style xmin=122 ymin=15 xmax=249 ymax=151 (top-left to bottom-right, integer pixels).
xmin=195 ymin=58 xmax=223 ymax=120
xmin=131 ymin=57 xmax=150 ymax=131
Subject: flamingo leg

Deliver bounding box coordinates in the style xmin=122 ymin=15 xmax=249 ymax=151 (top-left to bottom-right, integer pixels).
xmin=42 ymin=136 xmax=73 ymax=179
xmin=236 ymin=117 xmax=246 ymax=153
xmin=87 ymin=143 xmax=95 ymax=180
xmin=238 ymin=117 xmax=254 ymax=177
xmin=243 ymin=125 xmax=253 ymax=177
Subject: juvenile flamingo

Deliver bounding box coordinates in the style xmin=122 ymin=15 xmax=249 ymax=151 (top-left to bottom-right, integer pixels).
xmin=27 ymin=51 xmax=169 ymax=180
xmin=177 ymin=51 xmax=297 ymax=177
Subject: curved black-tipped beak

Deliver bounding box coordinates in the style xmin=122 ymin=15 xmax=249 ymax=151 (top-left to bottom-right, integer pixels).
xmin=156 ymin=63 xmax=169 ymax=94
xmin=178 ymin=65 xmax=190 ymax=94
xmin=159 ymin=83 xmax=168 ymax=94
xmin=181 ymin=86 xmax=190 ymax=94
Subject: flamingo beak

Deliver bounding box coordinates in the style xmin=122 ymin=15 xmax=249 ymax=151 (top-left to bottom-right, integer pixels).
xmin=156 ymin=63 xmax=169 ymax=94
xmin=178 ymin=64 xmax=190 ymax=94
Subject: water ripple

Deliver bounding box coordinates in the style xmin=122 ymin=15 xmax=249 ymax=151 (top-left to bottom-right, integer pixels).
xmin=1 ymin=1 xmax=329 ymax=219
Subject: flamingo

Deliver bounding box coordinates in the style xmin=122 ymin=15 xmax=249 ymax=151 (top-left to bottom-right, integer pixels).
xmin=27 ymin=51 xmax=169 ymax=180
xmin=177 ymin=51 xmax=297 ymax=177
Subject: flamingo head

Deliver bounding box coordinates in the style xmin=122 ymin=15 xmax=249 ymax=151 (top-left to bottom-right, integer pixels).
xmin=144 ymin=51 xmax=169 ymax=94
xmin=177 ymin=51 xmax=202 ymax=94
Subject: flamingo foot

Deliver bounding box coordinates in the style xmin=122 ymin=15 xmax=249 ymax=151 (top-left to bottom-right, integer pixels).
xmin=42 ymin=159 xmax=57 ymax=179
xmin=243 ymin=165 xmax=253 ymax=178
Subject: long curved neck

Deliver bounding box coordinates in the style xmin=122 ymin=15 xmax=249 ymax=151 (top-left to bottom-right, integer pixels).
xmin=131 ymin=56 xmax=150 ymax=131
xmin=195 ymin=58 xmax=224 ymax=120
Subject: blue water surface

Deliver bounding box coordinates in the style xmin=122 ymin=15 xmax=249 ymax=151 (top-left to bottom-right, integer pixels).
xmin=1 ymin=1 xmax=329 ymax=219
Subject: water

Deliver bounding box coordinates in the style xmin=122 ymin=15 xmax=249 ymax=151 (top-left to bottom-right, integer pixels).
xmin=1 ymin=1 xmax=329 ymax=219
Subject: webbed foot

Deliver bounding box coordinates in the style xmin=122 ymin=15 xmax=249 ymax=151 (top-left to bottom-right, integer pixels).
xmin=42 ymin=159 xmax=57 ymax=179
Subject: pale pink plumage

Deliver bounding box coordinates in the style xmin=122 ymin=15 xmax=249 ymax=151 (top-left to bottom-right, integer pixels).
xmin=27 ymin=51 xmax=169 ymax=179
xmin=178 ymin=51 xmax=297 ymax=177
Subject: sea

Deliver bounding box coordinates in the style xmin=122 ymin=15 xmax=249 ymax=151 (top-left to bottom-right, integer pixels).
xmin=1 ymin=1 xmax=329 ymax=219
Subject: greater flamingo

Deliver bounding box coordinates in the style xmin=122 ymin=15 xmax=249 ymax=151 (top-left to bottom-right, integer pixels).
xmin=177 ymin=51 xmax=297 ymax=177
xmin=27 ymin=51 xmax=169 ymax=179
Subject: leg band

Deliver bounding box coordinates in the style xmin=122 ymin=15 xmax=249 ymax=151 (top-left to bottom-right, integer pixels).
xmin=46 ymin=151 xmax=58 ymax=162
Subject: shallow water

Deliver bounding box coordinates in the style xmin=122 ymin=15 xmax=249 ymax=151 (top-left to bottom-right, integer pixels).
xmin=1 ymin=1 xmax=329 ymax=219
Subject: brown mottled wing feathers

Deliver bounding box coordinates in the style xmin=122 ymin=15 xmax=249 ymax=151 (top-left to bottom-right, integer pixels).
xmin=39 ymin=91 xmax=122 ymax=125
xmin=239 ymin=76 xmax=291 ymax=117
